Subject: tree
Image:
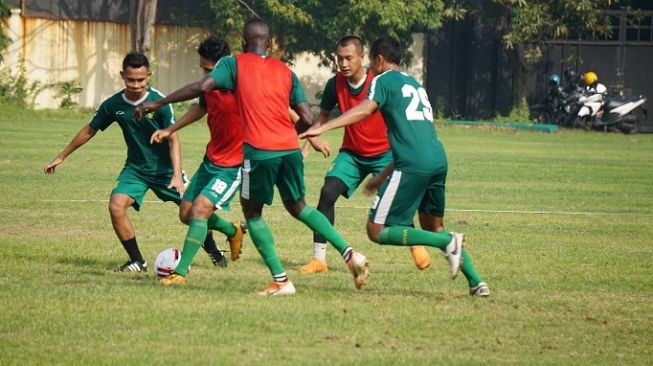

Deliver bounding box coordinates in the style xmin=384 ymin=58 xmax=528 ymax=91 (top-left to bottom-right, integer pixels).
xmin=205 ymin=0 xmax=446 ymax=67
xmin=0 ymin=0 xmax=11 ymax=64
xmin=129 ymin=0 xmax=158 ymax=54
xmin=442 ymin=0 xmax=617 ymax=108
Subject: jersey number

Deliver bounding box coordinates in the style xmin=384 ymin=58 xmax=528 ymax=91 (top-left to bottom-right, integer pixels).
xmin=402 ymin=84 xmax=433 ymax=122
xmin=211 ymin=179 xmax=228 ymax=194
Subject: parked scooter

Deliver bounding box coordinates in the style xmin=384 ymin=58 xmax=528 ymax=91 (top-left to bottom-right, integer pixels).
xmin=578 ymin=93 xmax=647 ymax=134
xmin=576 ymin=71 xmax=647 ymax=134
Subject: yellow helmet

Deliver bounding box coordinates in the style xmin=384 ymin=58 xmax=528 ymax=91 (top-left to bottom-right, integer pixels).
xmin=583 ymin=71 xmax=598 ymax=86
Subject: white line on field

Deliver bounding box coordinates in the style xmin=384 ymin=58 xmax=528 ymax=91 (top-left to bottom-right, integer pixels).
xmin=38 ymin=199 xmax=653 ymax=217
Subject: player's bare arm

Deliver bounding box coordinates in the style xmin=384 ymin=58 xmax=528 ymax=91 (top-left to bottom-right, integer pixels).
xmin=151 ymin=104 xmax=207 ymax=144
xmin=299 ymin=99 xmax=378 ymax=139
xmin=44 ymin=125 xmax=97 ymax=175
xmin=292 ymin=102 xmax=314 ymax=134
xmin=166 ymin=131 xmax=185 ymax=196
xmin=306 ymin=108 xmax=333 ymax=157
xmin=134 ymin=76 xmax=216 ymax=119
xmin=363 ymin=162 xmax=394 ymax=196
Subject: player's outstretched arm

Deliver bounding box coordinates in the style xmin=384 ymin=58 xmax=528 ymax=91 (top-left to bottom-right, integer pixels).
xmin=44 ymin=125 xmax=97 ymax=175
xmin=299 ymin=99 xmax=378 ymax=139
xmin=134 ymin=76 xmax=216 ymax=119
xmin=151 ymin=104 xmax=207 ymax=144
xmin=363 ymin=162 xmax=394 ymax=197
xmin=292 ymin=102 xmax=314 ymax=134
xmin=166 ymin=131 xmax=185 ymax=197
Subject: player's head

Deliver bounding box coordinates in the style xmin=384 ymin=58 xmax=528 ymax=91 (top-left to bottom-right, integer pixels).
xmin=335 ymin=35 xmax=365 ymax=79
xmin=242 ymin=18 xmax=270 ymax=52
xmin=198 ymin=36 xmax=231 ymax=75
xmin=120 ymin=52 xmax=151 ymax=100
xmin=369 ymin=36 xmax=403 ymax=75
xmin=122 ymin=52 xmax=150 ymax=71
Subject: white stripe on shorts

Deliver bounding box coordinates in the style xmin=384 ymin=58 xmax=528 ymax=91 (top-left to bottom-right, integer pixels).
xmin=241 ymin=160 xmax=251 ymax=200
xmin=373 ymin=170 xmax=401 ymax=224
xmin=216 ymin=167 xmax=242 ymax=209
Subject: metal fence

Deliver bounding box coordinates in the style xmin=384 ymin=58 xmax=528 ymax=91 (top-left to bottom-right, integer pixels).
xmin=425 ymin=10 xmax=653 ymax=132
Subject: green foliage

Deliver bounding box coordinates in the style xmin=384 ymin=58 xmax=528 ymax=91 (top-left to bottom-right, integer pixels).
xmin=0 ymin=67 xmax=49 ymax=107
xmin=55 ymin=80 xmax=83 ymax=109
xmin=504 ymin=0 xmax=616 ymax=62
xmin=206 ymin=0 xmax=445 ymax=67
xmin=494 ymin=96 xmax=531 ymax=122
xmin=0 ymin=0 xmax=11 ymax=64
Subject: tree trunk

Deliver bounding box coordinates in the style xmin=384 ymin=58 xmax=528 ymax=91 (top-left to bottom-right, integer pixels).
xmin=129 ymin=0 xmax=158 ymax=55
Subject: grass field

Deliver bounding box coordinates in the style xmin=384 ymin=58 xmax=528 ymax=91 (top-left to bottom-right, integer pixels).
xmin=1 ymin=102 xmax=652 ymax=365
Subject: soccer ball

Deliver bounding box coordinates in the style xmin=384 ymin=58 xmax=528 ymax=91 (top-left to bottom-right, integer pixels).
xmin=154 ymin=248 xmax=182 ymax=278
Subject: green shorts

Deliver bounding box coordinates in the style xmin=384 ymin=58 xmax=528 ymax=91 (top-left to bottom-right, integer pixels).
xmin=241 ymin=149 xmax=305 ymax=205
xmin=111 ymin=166 xmax=183 ymax=211
xmin=325 ymin=150 xmax=392 ymax=198
xmin=369 ymin=169 xmax=447 ymax=226
xmin=182 ymin=157 xmax=241 ymax=211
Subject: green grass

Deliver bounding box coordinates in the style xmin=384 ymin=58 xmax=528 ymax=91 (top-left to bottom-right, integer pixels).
xmin=1 ymin=102 xmax=652 ymax=365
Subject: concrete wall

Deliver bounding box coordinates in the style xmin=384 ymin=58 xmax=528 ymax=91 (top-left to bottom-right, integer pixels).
xmin=2 ymin=8 xmax=425 ymax=110
xmin=2 ymin=9 xmax=209 ymax=109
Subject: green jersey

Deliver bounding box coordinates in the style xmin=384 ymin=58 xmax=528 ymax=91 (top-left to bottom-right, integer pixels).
xmin=89 ymin=87 xmax=176 ymax=177
xmin=368 ymin=70 xmax=446 ymax=175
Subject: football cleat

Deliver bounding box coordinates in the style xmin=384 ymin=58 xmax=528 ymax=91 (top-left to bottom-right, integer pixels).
xmin=159 ymin=273 xmax=187 ymax=286
xmin=470 ymin=282 xmax=490 ymax=297
xmin=444 ymin=232 xmax=464 ymax=279
xmin=298 ymin=259 xmax=328 ymax=274
xmin=115 ymin=260 xmax=147 ymax=272
xmin=256 ymin=281 xmax=296 ymax=296
xmin=347 ymin=252 xmax=370 ymax=290
xmin=228 ymin=221 xmax=247 ymax=261
xmin=205 ymin=249 xmax=228 ymax=268
xmin=410 ymin=246 xmax=432 ymax=270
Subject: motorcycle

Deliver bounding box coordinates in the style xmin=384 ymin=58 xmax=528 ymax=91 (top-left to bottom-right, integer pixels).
xmin=531 ymin=85 xmax=584 ymax=127
xmin=577 ymin=93 xmax=647 ymax=134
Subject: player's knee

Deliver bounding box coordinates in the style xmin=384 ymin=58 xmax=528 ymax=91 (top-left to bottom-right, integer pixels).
xmin=319 ymin=180 xmax=344 ymax=207
xmin=284 ymin=198 xmax=305 ymax=218
xmin=108 ymin=200 xmax=126 ymax=218
xmin=178 ymin=210 xmax=190 ymax=225
xmin=366 ymin=222 xmax=382 ymax=243
xmin=190 ymin=203 xmax=213 ymax=219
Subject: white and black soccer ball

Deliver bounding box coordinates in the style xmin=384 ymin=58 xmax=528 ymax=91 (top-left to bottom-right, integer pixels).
xmin=154 ymin=248 xmax=182 ymax=278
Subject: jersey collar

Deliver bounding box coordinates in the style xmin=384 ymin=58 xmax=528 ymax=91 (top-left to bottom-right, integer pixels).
xmin=122 ymin=90 xmax=150 ymax=106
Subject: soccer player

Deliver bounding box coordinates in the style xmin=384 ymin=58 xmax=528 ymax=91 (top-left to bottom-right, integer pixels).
xmin=298 ymin=35 xmax=432 ymax=274
xmin=43 ymin=52 xmax=225 ymax=273
xmin=300 ymin=37 xmax=490 ymax=297
xmin=135 ymin=19 xmax=370 ymax=296
xmin=150 ymin=36 xmax=246 ymax=282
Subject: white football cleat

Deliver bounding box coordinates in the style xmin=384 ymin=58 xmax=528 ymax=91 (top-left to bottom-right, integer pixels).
xmin=256 ymin=281 xmax=296 ymax=296
xmin=347 ymin=252 xmax=369 ymax=289
xmin=470 ymin=282 xmax=490 ymax=297
xmin=444 ymin=232 xmax=464 ymax=279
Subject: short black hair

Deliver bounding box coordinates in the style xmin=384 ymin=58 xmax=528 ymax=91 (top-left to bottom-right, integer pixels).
xmin=370 ymin=37 xmax=403 ymax=65
xmin=243 ymin=18 xmax=269 ymax=41
xmin=122 ymin=52 xmax=149 ymax=71
xmin=336 ymin=35 xmax=364 ymax=54
xmin=198 ymin=36 xmax=231 ymax=63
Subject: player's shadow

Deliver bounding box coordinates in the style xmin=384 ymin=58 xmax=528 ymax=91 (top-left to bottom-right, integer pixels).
xmin=55 ymin=256 xmax=113 ymax=277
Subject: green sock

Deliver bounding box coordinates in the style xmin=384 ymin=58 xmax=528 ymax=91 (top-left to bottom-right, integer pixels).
xmin=378 ymin=226 xmax=451 ymax=250
xmin=297 ymin=206 xmax=349 ymax=254
xmin=461 ymin=249 xmax=484 ymax=288
xmin=247 ymin=217 xmax=285 ymax=276
xmin=207 ymin=213 xmax=236 ymax=237
xmin=175 ymin=218 xmax=208 ymax=277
